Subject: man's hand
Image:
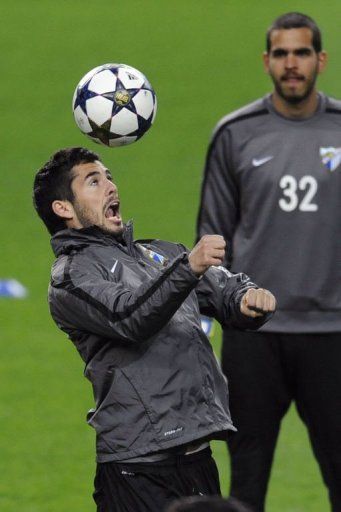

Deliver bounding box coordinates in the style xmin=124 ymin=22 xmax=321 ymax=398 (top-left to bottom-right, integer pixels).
xmin=240 ymin=288 xmax=276 ymax=318
xmin=189 ymin=235 xmax=226 ymax=276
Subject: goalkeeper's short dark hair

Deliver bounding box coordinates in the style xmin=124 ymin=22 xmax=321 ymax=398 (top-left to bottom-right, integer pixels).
xmin=266 ymin=12 xmax=322 ymax=53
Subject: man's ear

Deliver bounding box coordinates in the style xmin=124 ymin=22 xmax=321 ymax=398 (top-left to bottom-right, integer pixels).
xmin=52 ymin=199 xmax=74 ymax=220
xmin=318 ymin=50 xmax=328 ymax=74
xmin=263 ymin=52 xmax=270 ymax=74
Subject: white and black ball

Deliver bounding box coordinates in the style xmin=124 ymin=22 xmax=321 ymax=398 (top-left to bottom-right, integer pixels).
xmin=72 ymin=63 xmax=157 ymax=147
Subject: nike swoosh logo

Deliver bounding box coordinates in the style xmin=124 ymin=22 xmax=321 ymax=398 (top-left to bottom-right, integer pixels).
xmin=111 ymin=260 xmax=118 ymax=273
xmin=252 ymin=156 xmax=273 ymax=167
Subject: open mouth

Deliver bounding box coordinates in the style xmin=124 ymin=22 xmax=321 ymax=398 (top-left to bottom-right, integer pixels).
xmin=104 ymin=201 xmax=121 ymax=220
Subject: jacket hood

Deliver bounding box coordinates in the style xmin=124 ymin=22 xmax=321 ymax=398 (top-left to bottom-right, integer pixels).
xmin=51 ymin=221 xmax=133 ymax=257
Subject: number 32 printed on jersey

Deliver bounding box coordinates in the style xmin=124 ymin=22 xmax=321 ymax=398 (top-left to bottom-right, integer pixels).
xmin=279 ymin=175 xmax=318 ymax=212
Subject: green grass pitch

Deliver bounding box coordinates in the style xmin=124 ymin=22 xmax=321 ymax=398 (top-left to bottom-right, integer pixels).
xmin=1 ymin=1 xmax=339 ymax=510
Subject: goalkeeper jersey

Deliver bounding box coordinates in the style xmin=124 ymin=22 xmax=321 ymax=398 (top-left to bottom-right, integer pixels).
xmin=196 ymin=93 xmax=341 ymax=333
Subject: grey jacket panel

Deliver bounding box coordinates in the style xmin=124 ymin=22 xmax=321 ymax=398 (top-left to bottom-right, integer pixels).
xmin=197 ymin=94 xmax=341 ymax=333
xmin=49 ymin=223 xmax=269 ymax=462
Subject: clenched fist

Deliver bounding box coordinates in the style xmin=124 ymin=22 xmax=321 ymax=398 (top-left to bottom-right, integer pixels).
xmin=240 ymin=288 xmax=276 ymax=318
xmin=189 ymin=235 xmax=226 ymax=276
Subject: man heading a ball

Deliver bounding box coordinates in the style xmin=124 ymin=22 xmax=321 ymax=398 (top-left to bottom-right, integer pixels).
xmin=33 ymin=147 xmax=276 ymax=512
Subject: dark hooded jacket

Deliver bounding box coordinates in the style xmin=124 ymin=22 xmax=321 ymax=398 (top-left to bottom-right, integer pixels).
xmin=49 ymin=222 xmax=271 ymax=462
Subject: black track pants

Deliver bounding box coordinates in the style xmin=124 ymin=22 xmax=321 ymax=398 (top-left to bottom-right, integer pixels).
xmin=222 ymin=329 xmax=341 ymax=512
xmin=93 ymin=447 xmax=221 ymax=512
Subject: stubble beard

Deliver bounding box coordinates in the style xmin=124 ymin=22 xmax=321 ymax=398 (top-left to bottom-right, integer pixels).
xmin=73 ymin=202 xmax=124 ymax=236
xmin=272 ymin=66 xmax=319 ymax=105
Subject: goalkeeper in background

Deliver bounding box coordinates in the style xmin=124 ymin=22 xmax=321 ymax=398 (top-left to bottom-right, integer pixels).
xmin=196 ymin=11 xmax=341 ymax=512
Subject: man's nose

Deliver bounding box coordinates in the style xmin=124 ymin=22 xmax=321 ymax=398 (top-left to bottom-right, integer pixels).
xmin=106 ymin=179 xmax=117 ymax=195
xmin=285 ymin=52 xmax=297 ymax=68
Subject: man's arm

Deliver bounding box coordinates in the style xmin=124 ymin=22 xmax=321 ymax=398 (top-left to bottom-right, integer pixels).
xmin=50 ymin=236 xmax=232 ymax=343
xmin=50 ymin=235 xmax=274 ymax=343
xmin=49 ymin=250 xmax=200 ymax=343
xmin=195 ymin=260 xmax=276 ymax=330
xmin=196 ymin=128 xmax=238 ymax=267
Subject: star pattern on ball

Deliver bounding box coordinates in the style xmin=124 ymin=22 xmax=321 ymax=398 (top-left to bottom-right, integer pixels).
xmin=73 ymin=79 xmax=98 ymax=112
xmin=102 ymin=77 xmax=140 ymax=117
xmin=131 ymin=113 xmax=155 ymax=139
xmin=88 ymin=119 xmax=114 ymax=145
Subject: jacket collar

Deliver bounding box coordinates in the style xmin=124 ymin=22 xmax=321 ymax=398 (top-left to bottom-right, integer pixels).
xmin=51 ymin=220 xmax=134 ymax=257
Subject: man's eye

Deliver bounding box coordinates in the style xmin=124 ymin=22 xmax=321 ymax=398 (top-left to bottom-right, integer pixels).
xmin=90 ymin=179 xmax=99 ymax=185
xmin=295 ymin=48 xmax=312 ymax=56
xmin=272 ymin=49 xmax=287 ymax=58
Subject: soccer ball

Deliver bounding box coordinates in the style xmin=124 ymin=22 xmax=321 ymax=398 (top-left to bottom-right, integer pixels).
xmin=72 ymin=63 xmax=157 ymax=147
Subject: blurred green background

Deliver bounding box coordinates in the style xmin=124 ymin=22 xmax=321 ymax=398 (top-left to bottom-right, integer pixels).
xmin=1 ymin=1 xmax=339 ymax=510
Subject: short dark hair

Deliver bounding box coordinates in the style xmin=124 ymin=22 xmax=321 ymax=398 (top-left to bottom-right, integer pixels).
xmin=266 ymin=12 xmax=322 ymax=53
xmin=166 ymin=496 xmax=252 ymax=512
xmin=33 ymin=147 xmax=99 ymax=234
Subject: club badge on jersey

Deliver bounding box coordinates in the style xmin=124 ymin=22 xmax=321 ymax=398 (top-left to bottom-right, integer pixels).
xmin=138 ymin=245 xmax=168 ymax=267
xmin=320 ymin=147 xmax=341 ymax=172
xmin=201 ymin=316 xmax=215 ymax=337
